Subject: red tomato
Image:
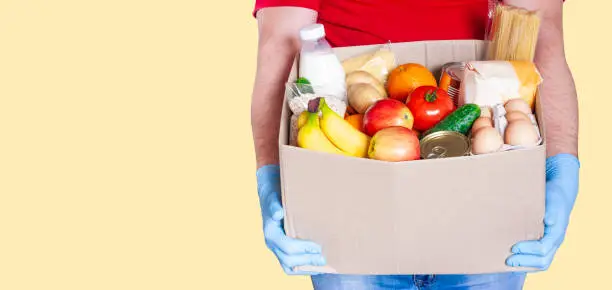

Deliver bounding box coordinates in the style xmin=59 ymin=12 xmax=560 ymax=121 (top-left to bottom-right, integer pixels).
xmin=406 ymin=86 xmax=455 ymax=131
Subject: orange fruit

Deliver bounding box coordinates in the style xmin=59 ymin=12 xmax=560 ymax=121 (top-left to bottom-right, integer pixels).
xmin=387 ymin=63 xmax=437 ymax=103
xmin=345 ymin=114 xmax=365 ymax=132
xmin=346 ymin=105 xmax=358 ymax=116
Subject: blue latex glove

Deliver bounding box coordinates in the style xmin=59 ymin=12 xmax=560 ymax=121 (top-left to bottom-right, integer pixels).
xmin=507 ymin=154 xmax=580 ymax=270
xmin=256 ymin=165 xmax=326 ymax=275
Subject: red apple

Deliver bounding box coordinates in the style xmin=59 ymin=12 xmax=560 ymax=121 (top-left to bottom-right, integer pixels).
xmin=363 ymin=99 xmax=414 ymax=136
xmin=368 ymin=127 xmax=420 ymax=162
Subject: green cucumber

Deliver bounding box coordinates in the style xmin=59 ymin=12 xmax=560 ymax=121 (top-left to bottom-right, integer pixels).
xmin=423 ymin=104 xmax=481 ymax=136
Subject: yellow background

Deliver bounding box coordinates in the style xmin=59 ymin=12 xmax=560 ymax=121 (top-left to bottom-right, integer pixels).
xmin=0 ymin=0 xmax=606 ymax=289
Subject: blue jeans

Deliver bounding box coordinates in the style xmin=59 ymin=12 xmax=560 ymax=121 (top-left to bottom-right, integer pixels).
xmin=312 ymin=273 xmax=526 ymax=290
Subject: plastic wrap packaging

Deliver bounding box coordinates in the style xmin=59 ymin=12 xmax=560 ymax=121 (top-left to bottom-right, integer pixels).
xmin=285 ymin=82 xmax=347 ymax=116
xmin=486 ymin=3 xmax=541 ymax=62
xmin=484 ymin=0 xmax=499 ymax=42
xmin=341 ymin=44 xmax=397 ymax=84
xmin=459 ymin=60 xmax=542 ymax=109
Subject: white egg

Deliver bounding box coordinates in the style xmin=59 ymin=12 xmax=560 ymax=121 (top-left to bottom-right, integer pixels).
xmin=471 ymin=127 xmax=504 ymax=155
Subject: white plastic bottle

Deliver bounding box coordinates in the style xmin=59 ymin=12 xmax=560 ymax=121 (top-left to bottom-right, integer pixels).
xmin=299 ymin=24 xmax=347 ymax=102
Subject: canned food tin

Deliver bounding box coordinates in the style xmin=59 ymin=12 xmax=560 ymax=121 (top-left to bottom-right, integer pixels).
xmin=439 ymin=62 xmax=465 ymax=107
xmin=420 ymin=131 xmax=470 ymax=159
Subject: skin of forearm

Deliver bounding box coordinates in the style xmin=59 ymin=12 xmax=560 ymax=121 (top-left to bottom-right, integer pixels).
xmin=251 ymin=37 xmax=296 ymax=168
xmin=251 ymin=8 xmax=317 ymax=168
xmin=534 ymin=13 xmax=579 ymax=158
xmin=504 ymin=1 xmax=579 ymax=158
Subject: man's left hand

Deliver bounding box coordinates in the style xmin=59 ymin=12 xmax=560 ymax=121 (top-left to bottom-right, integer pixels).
xmin=506 ymin=154 xmax=580 ymax=271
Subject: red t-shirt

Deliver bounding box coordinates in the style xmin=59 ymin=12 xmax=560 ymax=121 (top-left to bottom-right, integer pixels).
xmin=254 ymin=0 xmax=494 ymax=47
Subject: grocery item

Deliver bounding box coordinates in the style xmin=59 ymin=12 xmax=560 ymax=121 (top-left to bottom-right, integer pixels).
xmin=295 ymin=77 xmax=315 ymax=94
xmin=504 ymin=119 xmax=539 ymax=146
xmin=487 ymin=102 xmax=543 ymax=151
xmin=363 ymin=99 xmax=414 ymax=137
xmin=368 ymin=127 xmax=420 ymax=162
xmin=438 ymin=62 xmax=465 ymax=107
xmin=459 ymin=60 xmax=542 ymax=109
xmin=420 ymin=131 xmax=470 ymax=159
xmin=345 ymin=114 xmax=365 ymax=132
xmin=289 ymin=114 xmax=299 ymax=146
xmin=471 ymin=117 xmax=493 ymax=135
xmin=504 ymin=98 xmax=532 ymax=115
xmin=297 ymin=111 xmax=348 ymax=156
xmin=346 ymin=71 xmax=387 ymax=97
xmin=505 ymin=111 xmax=530 ymax=123
xmin=487 ymin=4 xmax=541 ymax=62
xmin=299 ymin=24 xmax=347 ymax=101
xmin=286 ymin=87 xmax=347 ymax=116
xmin=297 ymin=111 xmax=309 ymax=129
xmin=346 ymin=105 xmax=358 ymax=116
xmin=318 ymin=98 xmax=371 ymax=158
xmin=290 ymin=111 xmax=310 ymax=146
xmin=471 ymin=127 xmax=504 ymax=155
xmin=342 ymin=46 xmax=397 ymax=83
xmin=406 ymin=86 xmax=456 ymax=132
xmin=423 ymin=104 xmax=480 ymax=137
xmin=387 ymin=63 xmax=437 ymax=103
xmin=347 ymin=83 xmax=386 ymax=114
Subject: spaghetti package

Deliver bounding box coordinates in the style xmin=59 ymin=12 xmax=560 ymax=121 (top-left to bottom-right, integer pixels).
xmin=459 ymin=60 xmax=542 ymax=109
xmin=486 ymin=4 xmax=541 ymax=61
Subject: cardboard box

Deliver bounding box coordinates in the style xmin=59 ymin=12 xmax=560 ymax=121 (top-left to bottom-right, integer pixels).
xmin=279 ymin=40 xmax=546 ymax=275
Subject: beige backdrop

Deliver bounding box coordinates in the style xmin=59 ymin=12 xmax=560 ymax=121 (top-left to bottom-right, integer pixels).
xmin=0 ymin=0 xmax=606 ymax=289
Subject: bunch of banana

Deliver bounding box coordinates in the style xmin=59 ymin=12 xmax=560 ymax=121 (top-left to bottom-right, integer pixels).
xmin=297 ymin=98 xmax=370 ymax=158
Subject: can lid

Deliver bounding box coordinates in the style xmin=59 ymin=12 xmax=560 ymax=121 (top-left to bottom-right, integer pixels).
xmin=420 ymin=131 xmax=470 ymax=159
xmin=446 ymin=63 xmax=466 ymax=80
xmin=442 ymin=62 xmax=465 ymax=69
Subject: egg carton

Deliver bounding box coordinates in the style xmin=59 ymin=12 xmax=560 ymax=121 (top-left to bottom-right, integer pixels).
xmin=468 ymin=104 xmax=542 ymax=156
xmin=491 ymin=104 xmax=543 ymax=151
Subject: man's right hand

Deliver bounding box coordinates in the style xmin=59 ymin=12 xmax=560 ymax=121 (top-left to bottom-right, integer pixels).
xmin=256 ymin=165 xmax=327 ymax=275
